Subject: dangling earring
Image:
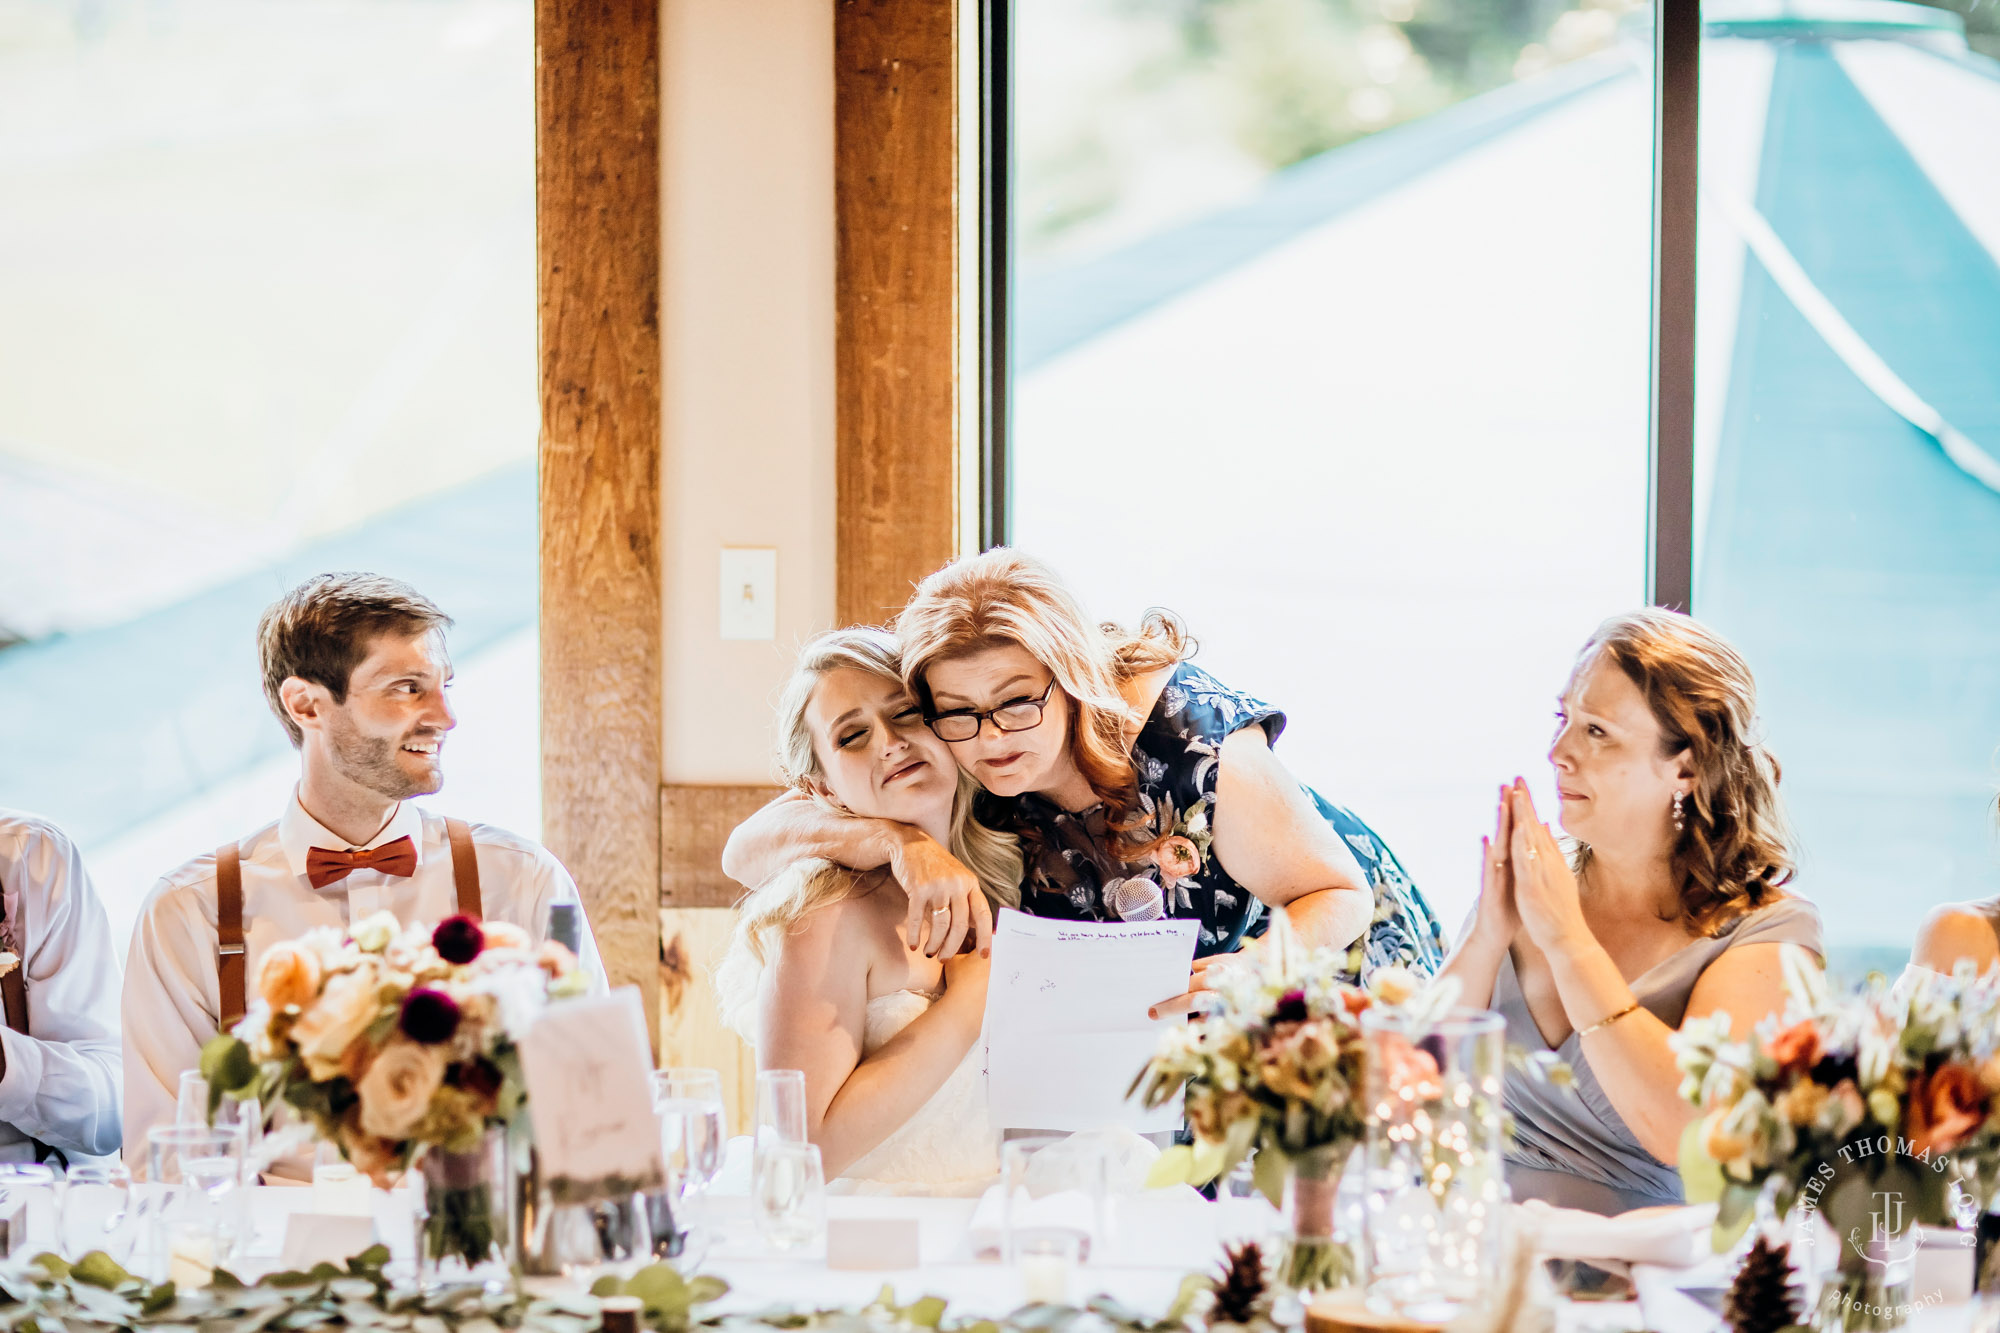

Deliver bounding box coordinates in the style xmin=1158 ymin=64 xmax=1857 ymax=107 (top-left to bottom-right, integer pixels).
xmin=1671 ymin=790 xmax=1686 ymax=833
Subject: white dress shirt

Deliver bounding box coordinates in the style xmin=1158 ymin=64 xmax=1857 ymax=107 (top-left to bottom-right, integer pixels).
xmin=0 ymin=809 xmax=125 ymax=1163
xmin=122 ymin=792 xmax=605 ymax=1171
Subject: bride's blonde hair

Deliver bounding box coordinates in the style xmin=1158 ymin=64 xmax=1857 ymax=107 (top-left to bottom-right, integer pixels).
xmin=715 ymin=628 xmax=1021 ymax=1037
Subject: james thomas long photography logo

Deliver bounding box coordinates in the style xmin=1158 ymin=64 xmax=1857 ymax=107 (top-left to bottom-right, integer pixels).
xmin=1792 ymin=1135 xmax=1969 ymax=1318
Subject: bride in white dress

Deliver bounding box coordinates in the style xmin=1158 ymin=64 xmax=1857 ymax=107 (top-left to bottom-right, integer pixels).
xmin=716 ymin=629 xmax=1019 ymax=1194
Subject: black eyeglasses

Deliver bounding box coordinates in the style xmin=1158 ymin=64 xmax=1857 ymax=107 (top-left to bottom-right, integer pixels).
xmin=925 ymin=679 xmax=1057 ymax=743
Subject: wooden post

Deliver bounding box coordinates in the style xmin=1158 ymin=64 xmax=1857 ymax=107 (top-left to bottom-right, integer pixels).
xmin=537 ymin=0 xmax=663 ymax=1044
xmin=835 ymin=0 xmax=962 ymax=626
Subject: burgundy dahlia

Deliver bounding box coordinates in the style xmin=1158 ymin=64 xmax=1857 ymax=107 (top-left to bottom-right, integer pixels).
xmin=432 ymin=914 xmax=485 ymax=965
xmin=400 ymin=987 xmax=462 ymax=1044
xmin=1272 ymin=989 xmax=1309 ymax=1024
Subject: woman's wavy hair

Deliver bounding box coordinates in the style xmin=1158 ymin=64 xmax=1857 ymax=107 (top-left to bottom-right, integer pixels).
xmin=895 ymin=548 xmax=1190 ymax=854
xmin=1571 ymin=609 xmax=1794 ymax=933
xmin=716 ymin=628 xmax=1022 ymax=1035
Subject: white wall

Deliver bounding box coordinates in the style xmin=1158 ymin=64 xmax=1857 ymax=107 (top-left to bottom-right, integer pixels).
xmin=658 ymin=0 xmax=838 ymax=785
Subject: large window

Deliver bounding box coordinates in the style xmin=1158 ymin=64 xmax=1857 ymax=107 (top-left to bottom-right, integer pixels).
xmin=1692 ymin=5 xmax=2000 ymax=970
xmin=1006 ymin=0 xmax=1656 ymax=927
xmin=0 ymin=0 xmax=540 ymax=947
xmin=1001 ymin=0 xmax=2000 ymax=961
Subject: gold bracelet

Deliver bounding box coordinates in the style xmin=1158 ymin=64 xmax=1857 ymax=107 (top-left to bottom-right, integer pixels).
xmin=1575 ymin=1001 xmax=1641 ymax=1038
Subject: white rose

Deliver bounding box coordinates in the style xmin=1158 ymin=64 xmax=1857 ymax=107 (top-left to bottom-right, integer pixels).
xmin=357 ymin=1040 xmax=446 ymax=1141
xmin=351 ymin=911 xmax=400 ymax=953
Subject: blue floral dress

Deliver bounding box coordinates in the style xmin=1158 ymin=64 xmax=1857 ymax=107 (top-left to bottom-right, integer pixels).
xmin=976 ymin=662 xmax=1446 ymax=980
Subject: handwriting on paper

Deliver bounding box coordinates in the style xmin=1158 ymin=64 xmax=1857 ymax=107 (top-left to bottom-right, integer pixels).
xmin=518 ymin=987 xmax=666 ymax=1202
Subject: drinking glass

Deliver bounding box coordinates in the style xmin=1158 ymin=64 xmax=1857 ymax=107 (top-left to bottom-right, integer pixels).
xmin=177 ymin=1070 xmax=261 ymax=1173
xmin=1359 ymin=1007 xmax=1508 ymax=1323
xmin=61 ymin=1161 xmax=133 ymax=1261
xmin=753 ymin=1069 xmax=806 ymax=1150
xmin=146 ymin=1125 xmax=245 ymax=1284
xmin=1000 ymin=1136 xmax=1101 ymax=1264
xmin=751 ymin=1141 xmax=824 ymax=1254
xmin=653 ymin=1068 xmax=726 ymax=1197
xmin=0 ymin=1162 xmax=61 ymax=1255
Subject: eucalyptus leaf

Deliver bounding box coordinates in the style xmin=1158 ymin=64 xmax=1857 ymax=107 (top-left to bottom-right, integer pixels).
xmin=1252 ymin=1145 xmax=1288 ymax=1209
xmin=1144 ymin=1144 xmax=1196 ymax=1190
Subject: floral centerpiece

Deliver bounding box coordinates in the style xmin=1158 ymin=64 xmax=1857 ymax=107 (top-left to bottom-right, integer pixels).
xmin=1130 ymin=917 xmax=1449 ymax=1295
xmin=200 ymin=912 xmax=588 ymax=1270
xmin=1674 ymin=947 xmax=2000 ymax=1330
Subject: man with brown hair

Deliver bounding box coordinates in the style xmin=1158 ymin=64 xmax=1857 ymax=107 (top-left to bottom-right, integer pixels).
xmin=121 ymin=573 xmax=601 ymax=1172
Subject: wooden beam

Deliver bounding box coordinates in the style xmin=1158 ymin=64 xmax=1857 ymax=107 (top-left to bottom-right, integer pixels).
xmin=661 ymin=783 xmax=787 ymax=910
xmin=835 ymin=0 xmax=961 ymax=625
xmin=537 ymin=0 xmax=663 ymax=1044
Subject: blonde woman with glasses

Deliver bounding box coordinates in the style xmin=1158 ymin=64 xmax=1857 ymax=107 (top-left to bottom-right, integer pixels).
xmin=723 ymin=549 xmax=1445 ymax=1017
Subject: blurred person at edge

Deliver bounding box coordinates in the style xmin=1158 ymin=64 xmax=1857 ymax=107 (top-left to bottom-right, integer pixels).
xmin=1443 ymin=609 xmax=1822 ymax=1214
xmin=1909 ymin=795 xmax=2000 ymax=977
xmin=0 ymin=809 xmax=124 ymax=1164
xmin=723 ymin=547 xmax=1446 ymax=1017
xmin=121 ymin=573 xmax=604 ymax=1176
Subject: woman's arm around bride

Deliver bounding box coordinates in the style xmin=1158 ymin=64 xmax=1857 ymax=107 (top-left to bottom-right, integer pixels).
xmin=715 ymin=629 xmax=1019 ymax=1185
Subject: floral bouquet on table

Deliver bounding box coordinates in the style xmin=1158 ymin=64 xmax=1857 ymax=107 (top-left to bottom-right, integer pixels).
xmin=1130 ymin=918 xmax=1454 ymax=1294
xmin=1674 ymin=947 xmax=2000 ymax=1326
xmin=199 ymin=911 xmax=588 ymax=1266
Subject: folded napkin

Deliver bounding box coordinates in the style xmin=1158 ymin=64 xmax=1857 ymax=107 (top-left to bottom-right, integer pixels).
xmin=1515 ymin=1199 xmax=1718 ymax=1268
xmin=967 ymin=1184 xmax=1100 ymax=1261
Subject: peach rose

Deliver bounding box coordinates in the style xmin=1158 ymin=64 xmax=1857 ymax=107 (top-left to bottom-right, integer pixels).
xmin=256 ymin=940 xmax=323 ymax=1011
xmin=291 ymin=960 xmax=383 ymax=1079
xmin=1775 ymin=1080 xmax=1829 ymax=1128
xmin=1907 ymin=1063 xmax=1989 ymax=1158
xmin=481 ymin=920 xmax=530 ymax=952
xmin=1703 ymin=1111 xmax=1751 ymax=1166
xmin=537 ymin=939 xmax=578 ymax=979
xmin=357 ymin=1040 xmax=447 ymax=1141
xmin=1765 ymin=1019 xmax=1823 ymax=1076
xmin=1153 ymin=836 xmax=1202 ymax=887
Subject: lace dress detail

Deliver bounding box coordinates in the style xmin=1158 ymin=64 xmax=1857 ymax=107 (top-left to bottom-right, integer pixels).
xmin=831 ymin=990 xmax=1000 ymax=1196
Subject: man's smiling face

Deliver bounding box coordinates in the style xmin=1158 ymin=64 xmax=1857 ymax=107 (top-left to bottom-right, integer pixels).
xmin=317 ymin=628 xmax=457 ymax=800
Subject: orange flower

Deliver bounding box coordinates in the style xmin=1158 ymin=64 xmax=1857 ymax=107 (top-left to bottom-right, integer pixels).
xmin=255 ymin=940 xmax=323 ymax=1011
xmin=1340 ymin=989 xmax=1372 ymax=1017
xmin=1153 ymin=836 xmax=1202 ymax=887
xmin=341 ymin=1124 xmax=402 ymax=1189
xmin=1907 ymin=1063 xmax=1989 ymax=1158
xmin=537 ymin=939 xmax=578 ymax=979
xmin=1765 ymin=1019 xmax=1823 ymax=1076
xmin=1379 ymin=1035 xmax=1441 ymax=1100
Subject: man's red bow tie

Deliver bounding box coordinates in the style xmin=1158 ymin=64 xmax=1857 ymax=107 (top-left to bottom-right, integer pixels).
xmin=305 ymin=836 xmax=418 ymax=889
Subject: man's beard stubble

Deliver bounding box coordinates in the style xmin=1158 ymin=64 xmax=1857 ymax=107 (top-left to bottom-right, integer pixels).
xmin=326 ymin=709 xmax=442 ymax=801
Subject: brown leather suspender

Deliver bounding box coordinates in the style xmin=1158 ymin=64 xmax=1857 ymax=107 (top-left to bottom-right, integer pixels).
xmin=216 ymin=842 xmax=247 ymax=1025
xmin=0 ymin=870 xmax=64 ymax=1164
xmin=216 ymin=818 xmax=483 ymax=1023
xmin=445 ymin=817 xmax=484 ymax=919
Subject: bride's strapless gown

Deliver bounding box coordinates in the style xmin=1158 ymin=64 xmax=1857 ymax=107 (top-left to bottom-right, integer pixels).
xmin=829 ymin=988 xmax=1000 ymax=1196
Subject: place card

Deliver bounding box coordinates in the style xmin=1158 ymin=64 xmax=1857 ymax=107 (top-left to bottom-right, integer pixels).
xmin=517 ymin=986 xmax=666 ymax=1204
xmin=826 ymin=1216 xmax=920 ymax=1270
xmin=280 ymin=1212 xmax=377 ymax=1270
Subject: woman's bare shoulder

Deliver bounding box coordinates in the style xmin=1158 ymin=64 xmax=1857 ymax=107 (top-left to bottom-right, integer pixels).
xmin=1912 ymin=900 xmax=2000 ymax=973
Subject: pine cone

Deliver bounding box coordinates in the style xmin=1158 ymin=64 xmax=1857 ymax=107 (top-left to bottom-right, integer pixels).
xmin=1212 ymin=1241 xmax=1271 ymax=1325
xmin=1725 ymin=1236 xmax=1802 ymax=1333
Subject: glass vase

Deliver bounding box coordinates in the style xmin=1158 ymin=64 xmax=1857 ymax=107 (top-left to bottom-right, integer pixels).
xmin=1359 ymin=1007 xmax=1509 ymax=1324
xmin=416 ymin=1126 xmax=517 ymax=1284
xmin=1278 ymin=1144 xmax=1359 ymax=1298
xmin=1811 ymin=1219 xmax=1919 ymax=1333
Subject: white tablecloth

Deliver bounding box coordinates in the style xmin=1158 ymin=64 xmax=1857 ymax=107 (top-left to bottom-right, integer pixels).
xmin=188 ymin=1189 xmax=1982 ymax=1333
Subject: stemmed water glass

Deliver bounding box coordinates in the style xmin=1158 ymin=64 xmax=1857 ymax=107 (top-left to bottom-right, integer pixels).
xmin=651 ymin=1067 xmax=726 ymax=1262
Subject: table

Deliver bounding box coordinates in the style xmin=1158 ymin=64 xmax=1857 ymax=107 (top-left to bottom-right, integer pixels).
xmin=197 ymin=1190 xmax=1983 ymax=1333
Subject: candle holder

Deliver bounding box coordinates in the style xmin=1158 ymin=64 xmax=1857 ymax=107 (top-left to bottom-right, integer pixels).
xmin=1359 ymin=1007 xmax=1508 ymax=1323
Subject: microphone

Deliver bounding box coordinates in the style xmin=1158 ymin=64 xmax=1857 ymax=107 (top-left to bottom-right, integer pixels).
xmin=1108 ymin=875 xmax=1166 ymax=922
